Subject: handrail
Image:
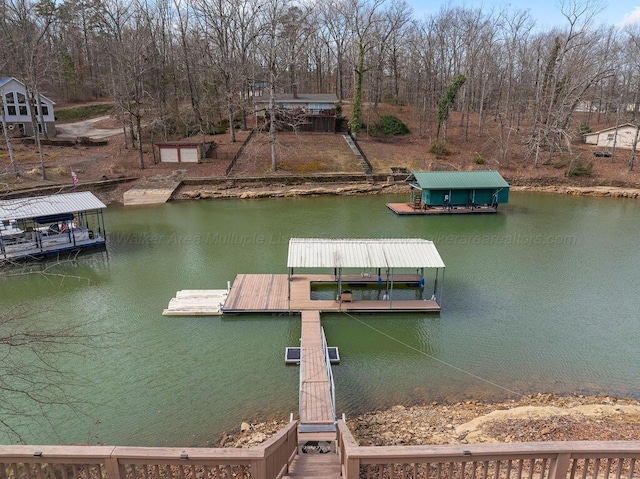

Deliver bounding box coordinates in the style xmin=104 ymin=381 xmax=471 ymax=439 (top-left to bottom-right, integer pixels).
xmin=298 ymin=340 xmax=304 ymax=421
xmin=337 ymin=419 xmax=640 ymax=479
xmin=0 ymin=421 xmax=298 ymax=479
xmin=321 ymin=326 xmax=336 ymax=420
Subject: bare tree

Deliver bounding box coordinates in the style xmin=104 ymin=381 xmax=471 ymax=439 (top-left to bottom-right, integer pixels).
xmin=0 ymin=0 xmax=57 ymax=179
xmin=0 ymin=294 xmax=106 ymax=443
xmin=348 ymin=0 xmax=387 ymax=138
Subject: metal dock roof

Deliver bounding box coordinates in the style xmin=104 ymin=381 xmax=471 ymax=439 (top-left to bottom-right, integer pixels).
xmin=0 ymin=192 xmax=106 ymax=221
xmin=287 ymin=238 xmax=445 ymax=269
xmin=410 ymin=171 xmax=509 ymax=189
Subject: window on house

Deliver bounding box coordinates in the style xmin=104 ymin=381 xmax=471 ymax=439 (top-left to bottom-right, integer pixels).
xmin=16 ymin=92 xmax=26 ymax=104
xmin=7 ymin=105 xmax=16 ymax=116
xmin=607 ymin=133 xmax=615 ymax=140
xmin=40 ymin=103 xmax=49 ymax=116
xmin=19 ymin=106 xmax=27 ymax=116
xmin=5 ymin=92 xmax=14 ymax=104
xmin=37 ymin=123 xmax=45 ymax=134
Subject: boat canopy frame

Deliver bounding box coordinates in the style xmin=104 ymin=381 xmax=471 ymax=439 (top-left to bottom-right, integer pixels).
xmin=0 ymin=192 xmax=107 ymax=260
xmin=286 ymin=238 xmax=446 ymax=308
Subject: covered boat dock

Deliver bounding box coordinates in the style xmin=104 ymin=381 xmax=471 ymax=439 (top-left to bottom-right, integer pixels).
xmin=0 ymin=191 xmax=107 ymax=261
xmin=387 ymin=170 xmax=510 ymax=215
xmin=284 ymin=238 xmax=445 ymax=312
xmin=168 ymin=238 xmax=446 ymax=315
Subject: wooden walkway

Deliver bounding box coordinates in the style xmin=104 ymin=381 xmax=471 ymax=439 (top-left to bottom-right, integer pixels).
xmin=299 ymin=311 xmax=335 ymax=441
xmin=222 ymin=274 xmax=440 ymax=313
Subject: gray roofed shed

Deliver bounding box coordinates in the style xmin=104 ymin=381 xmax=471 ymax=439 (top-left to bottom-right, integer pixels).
xmin=0 ymin=192 xmax=106 ymax=221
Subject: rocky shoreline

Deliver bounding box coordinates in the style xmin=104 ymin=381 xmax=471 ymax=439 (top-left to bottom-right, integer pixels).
xmin=173 ymin=181 xmax=640 ymax=203
xmin=224 ymin=394 xmax=640 ymax=448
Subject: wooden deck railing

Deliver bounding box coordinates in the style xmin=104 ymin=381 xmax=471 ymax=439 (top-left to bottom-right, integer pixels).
xmin=0 ymin=421 xmax=297 ymax=479
xmin=337 ymin=420 xmax=640 ymax=479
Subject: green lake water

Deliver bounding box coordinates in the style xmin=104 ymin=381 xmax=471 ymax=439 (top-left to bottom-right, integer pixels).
xmin=1 ymin=192 xmax=639 ymax=446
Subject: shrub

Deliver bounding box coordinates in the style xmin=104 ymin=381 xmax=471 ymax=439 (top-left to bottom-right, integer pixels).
xmin=473 ymin=156 xmax=485 ymax=165
xmin=429 ymin=140 xmax=450 ymax=155
xmin=566 ymin=160 xmax=593 ymax=177
xmin=578 ymin=121 xmax=592 ymax=135
xmin=553 ymin=158 xmax=570 ymax=169
xmin=369 ymin=115 xmax=409 ymax=136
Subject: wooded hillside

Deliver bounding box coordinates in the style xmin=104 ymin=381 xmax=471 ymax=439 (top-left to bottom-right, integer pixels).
xmin=2 ymin=0 xmax=639 ymax=169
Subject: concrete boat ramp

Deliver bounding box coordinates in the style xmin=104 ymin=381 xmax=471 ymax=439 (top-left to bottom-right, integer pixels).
xmin=123 ymin=175 xmax=182 ymax=206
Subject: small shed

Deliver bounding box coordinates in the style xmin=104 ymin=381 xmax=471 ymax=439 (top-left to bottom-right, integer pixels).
xmin=583 ymin=123 xmax=640 ymax=151
xmin=156 ymin=142 xmax=216 ymax=163
xmin=408 ymin=171 xmax=510 ymax=209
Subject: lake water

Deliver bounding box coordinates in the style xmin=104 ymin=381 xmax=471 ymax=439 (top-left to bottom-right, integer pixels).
xmin=1 ymin=192 xmax=639 ymax=446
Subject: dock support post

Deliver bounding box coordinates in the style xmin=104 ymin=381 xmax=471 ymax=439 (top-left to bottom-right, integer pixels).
xmin=433 ymin=268 xmax=439 ymax=301
xmin=287 ymin=268 xmax=292 ymax=312
xmin=389 ymin=267 xmax=394 ymax=309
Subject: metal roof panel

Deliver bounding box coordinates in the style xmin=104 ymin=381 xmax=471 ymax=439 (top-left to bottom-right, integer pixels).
xmin=0 ymin=192 xmax=106 ymax=221
xmin=287 ymin=238 xmax=445 ymax=269
xmin=412 ymin=171 xmax=509 ymax=189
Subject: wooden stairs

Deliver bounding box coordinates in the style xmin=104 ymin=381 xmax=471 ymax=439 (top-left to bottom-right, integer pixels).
xmin=343 ymin=134 xmax=373 ymax=181
xmin=284 ymin=453 xmax=341 ymax=479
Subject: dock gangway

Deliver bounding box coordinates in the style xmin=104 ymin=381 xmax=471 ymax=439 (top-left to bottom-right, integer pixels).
xmin=298 ymin=310 xmax=336 ymax=444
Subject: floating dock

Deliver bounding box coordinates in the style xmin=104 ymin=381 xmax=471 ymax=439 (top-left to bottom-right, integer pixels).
xmin=164 ymin=238 xmax=445 ymax=316
xmin=164 ymin=274 xmax=440 ymax=315
xmin=386 ymin=202 xmax=498 ymax=215
xmin=225 ymin=273 xmax=440 ymax=313
xmin=163 ymin=289 xmax=228 ymax=316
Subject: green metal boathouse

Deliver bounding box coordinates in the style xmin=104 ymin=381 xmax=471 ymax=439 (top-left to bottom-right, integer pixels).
xmin=387 ymin=170 xmax=510 ymax=215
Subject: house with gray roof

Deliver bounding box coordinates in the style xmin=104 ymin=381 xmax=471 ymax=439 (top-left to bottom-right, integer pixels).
xmin=254 ymin=86 xmax=338 ymax=133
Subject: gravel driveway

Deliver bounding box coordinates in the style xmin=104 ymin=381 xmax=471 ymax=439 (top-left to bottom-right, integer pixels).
xmin=56 ymin=116 xmax=123 ymax=140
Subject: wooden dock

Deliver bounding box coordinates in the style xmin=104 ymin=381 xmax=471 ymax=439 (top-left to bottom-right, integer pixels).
xmin=223 ymin=274 xmax=289 ymax=312
xmin=298 ymin=310 xmax=335 ymax=442
xmin=222 ymin=274 xmax=440 ymax=313
xmin=386 ymin=202 xmax=497 ymax=215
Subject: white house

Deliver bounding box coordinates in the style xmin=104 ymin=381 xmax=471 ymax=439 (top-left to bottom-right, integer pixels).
xmin=584 ymin=123 xmax=640 ymax=151
xmin=0 ymin=77 xmax=56 ymax=136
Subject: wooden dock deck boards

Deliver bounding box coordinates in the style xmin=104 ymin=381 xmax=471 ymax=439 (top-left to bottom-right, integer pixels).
xmin=387 ymin=202 xmax=497 ymax=215
xmin=222 ymin=273 xmax=440 ymax=313
xmin=299 ymin=311 xmax=334 ymax=426
xmin=222 ymin=274 xmax=289 ymax=312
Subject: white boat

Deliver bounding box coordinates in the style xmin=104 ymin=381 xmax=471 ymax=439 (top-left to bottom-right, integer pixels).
xmin=0 ymin=192 xmax=107 ymax=261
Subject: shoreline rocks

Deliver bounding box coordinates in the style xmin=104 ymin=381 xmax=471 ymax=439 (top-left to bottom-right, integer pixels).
xmin=173 ymin=182 xmax=640 ymax=204
xmin=225 ymin=394 xmax=640 ymax=448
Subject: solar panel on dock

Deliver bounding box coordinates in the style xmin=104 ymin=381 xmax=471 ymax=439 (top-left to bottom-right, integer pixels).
xmin=285 ymin=347 xmax=339 ymax=364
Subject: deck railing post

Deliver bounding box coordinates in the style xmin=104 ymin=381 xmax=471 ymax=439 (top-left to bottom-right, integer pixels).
xmin=104 ymin=456 xmax=125 ymax=479
xmin=548 ymin=453 xmax=572 ymax=479
xmin=251 ymin=459 xmax=267 ymax=479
